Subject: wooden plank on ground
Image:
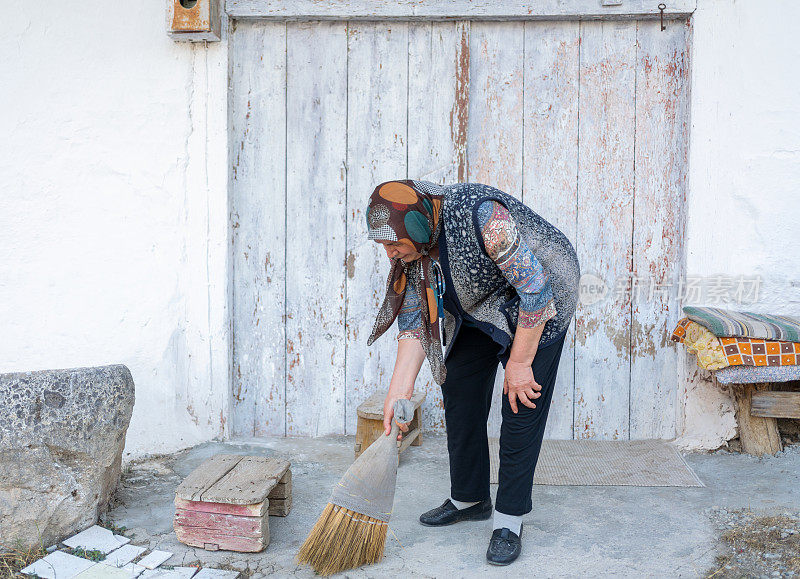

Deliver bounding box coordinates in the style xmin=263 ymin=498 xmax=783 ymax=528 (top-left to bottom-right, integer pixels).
xmin=285 ymin=20 xmax=348 ymax=436
xmin=270 ymin=476 xmax=293 ymax=514
xmin=201 ymin=456 xmax=289 ymax=504
xmin=267 ymin=481 xmax=291 ymax=500
xmin=174 ymin=497 xmax=267 ymax=517
xmin=574 ymin=20 xmax=636 ymax=440
xmin=174 ymin=523 xmax=268 ymax=552
xmin=344 ymin=21 xmax=409 ymax=435
xmin=176 ymin=454 xmax=243 ymax=502
xmin=174 ymin=509 xmax=268 ymax=537
xmin=523 ymin=20 xmax=580 ymax=439
xmin=629 ymin=19 xmax=691 ymax=439
xmin=268 ymin=497 xmax=292 ymax=516
xmin=230 ymin=20 xmax=287 ymax=437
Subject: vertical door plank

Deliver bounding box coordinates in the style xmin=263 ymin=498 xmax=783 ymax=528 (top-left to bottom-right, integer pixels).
xmin=408 ymin=21 xmax=470 ymax=185
xmin=575 ymin=21 xmax=637 ymax=440
xmin=407 ymin=20 xmax=470 ymax=432
xmin=230 ymin=21 xmax=287 ymax=437
xmin=467 ymin=22 xmax=525 ymax=196
xmin=630 ymin=20 xmax=691 ymax=439
xmin=467 ymin=21 xmax=524 ymax=436
xmin=344 ymin=22 xmax=409 ymax=435
xmin=285 ymin=21 xmax=348 ymax=436
xmin=523 ymin=21 xmax=581 ymax=439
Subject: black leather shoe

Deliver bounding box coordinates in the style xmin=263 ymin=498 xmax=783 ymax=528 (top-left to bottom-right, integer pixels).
xmin=486 ymin=523 xmax=523 ymax=565
xmin=419 ymin=498 xmax=492 ymax=527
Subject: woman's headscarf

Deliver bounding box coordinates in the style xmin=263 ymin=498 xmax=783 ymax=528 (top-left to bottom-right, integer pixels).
xmin=366 ymin=180 xmax=447 ymax=385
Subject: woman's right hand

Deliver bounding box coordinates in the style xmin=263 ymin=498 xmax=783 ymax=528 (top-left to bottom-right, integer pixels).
xmin=383 ymin=393 xmax=412 ymax=441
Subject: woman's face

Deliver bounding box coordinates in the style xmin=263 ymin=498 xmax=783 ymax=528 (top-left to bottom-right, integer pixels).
xmin=375 ymin=240 xmax=422 ymax=262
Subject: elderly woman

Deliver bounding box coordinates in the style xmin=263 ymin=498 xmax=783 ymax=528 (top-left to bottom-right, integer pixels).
xmin=365 ymin=180 xmax=579 ymax=565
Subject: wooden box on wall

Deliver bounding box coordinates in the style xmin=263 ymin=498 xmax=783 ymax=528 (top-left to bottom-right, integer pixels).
xmin=167 ymin=0 xmax=221 ymax=42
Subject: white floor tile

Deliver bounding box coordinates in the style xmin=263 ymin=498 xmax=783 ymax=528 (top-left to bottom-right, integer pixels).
xmin=193 ymin=569 xmax=241 ymax=578
xmin=20 ymin=550 xmax=96 ymax=579
xmin=139 ymin=566 xmax=199 ymax=578
xmin=120 ymin=562 xmax=148 ymax=577
xmin=63 ymin=525 xmax=131 ymax=554
xmin=100 ymin=544 xmax=147 ymax=568
xmin=73 ymin=563 xmax=131 ymax=578
xmin=135 ymin=550 xmax=173 ymax=570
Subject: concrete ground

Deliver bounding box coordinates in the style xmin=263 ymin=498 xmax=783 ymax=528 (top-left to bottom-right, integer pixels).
xmin=106 ymin=435 xmax=800 ymax=578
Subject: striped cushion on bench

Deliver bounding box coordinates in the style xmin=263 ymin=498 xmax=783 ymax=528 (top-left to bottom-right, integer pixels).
xmin=683 ymin=306 xmax=800 ymax=342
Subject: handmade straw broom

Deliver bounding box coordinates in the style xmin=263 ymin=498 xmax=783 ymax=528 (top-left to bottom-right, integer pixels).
xmin=297 ymin=398 xmax=414 ymax=576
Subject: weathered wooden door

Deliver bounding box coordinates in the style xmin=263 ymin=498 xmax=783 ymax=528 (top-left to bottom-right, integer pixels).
xmin=229 ymin=6 xmax=692 ymax=440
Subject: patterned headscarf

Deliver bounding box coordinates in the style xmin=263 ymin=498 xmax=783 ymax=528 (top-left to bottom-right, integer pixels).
xmin=366 ymin=180 xmax=447 ymax=385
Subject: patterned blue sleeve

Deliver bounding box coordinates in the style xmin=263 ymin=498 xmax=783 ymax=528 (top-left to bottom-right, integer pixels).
xmin=476 ymin=200 xmax=558 ymax=328
xmin=397 ymin=279 xmax=424 ymax=340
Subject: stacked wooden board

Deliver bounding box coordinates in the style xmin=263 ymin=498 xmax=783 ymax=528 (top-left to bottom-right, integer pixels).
xmin=174 ymin=454 xmax=291 ymax=552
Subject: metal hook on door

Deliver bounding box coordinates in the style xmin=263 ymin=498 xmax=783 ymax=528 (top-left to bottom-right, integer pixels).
xmin=658 ymin=3 xmax=667 ymax=31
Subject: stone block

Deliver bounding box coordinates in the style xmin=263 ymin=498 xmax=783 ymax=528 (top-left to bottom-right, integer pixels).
xmin=0 ymin=364 xmax=135 ymax=549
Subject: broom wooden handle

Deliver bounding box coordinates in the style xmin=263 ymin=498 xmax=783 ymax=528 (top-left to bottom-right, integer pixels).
xmin=390 ymin=420 xmax=401 ymax=448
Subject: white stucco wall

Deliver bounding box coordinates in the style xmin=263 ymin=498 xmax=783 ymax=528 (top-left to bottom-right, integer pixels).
xmin=0 ymin=2 xmax=231 ymax=460
xmin=1 ymin=1 xmax=797 ymax=460
xmin=675 ymin=0 xmax=800 ymax=451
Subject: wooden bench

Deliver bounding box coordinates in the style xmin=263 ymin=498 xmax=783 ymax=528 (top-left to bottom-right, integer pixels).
xmin=712 ymin=377 xmax=800 ymax=456
xmin=173 ymin=454 xmax=291 ymax=552
xmin=355 ymin=391 xmax=426 ymax=457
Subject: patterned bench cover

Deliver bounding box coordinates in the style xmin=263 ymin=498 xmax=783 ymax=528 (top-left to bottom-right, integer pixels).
xmin=672 ymin=307 xmax=800 ymax=384
xmin=713 ymin=364 xmax=800 ymax=384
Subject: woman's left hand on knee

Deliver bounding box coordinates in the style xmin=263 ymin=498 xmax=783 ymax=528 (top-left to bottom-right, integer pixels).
xmin=503 ymin=360 xmax=542 ymax=414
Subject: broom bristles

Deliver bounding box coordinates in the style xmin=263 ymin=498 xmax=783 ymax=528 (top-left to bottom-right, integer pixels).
xmin=297 ymin=502 xmax=389 ymax=576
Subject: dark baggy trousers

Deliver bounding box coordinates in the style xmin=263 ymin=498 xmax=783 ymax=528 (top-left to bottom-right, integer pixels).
xmin=441 ymin=324 xmax=567 ymax=516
